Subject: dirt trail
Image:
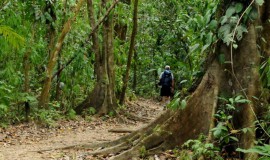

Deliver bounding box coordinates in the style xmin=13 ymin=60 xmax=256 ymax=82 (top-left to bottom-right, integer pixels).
xmin=0 ymin=99 xmax=163 ymax=160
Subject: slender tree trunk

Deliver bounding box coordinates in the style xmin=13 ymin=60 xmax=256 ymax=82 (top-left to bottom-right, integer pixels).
xmin=23 ymin=46 xmax=31 ymax=121
xmin=38 ymin=0 xmax=84 ymax=108
xmin=55 ymin=52 xmax=62 ymax=101
xmin=132 ymin=50 xmax=137 ymax=91
xmin=119 ymin=0 xmax=138 ymax=105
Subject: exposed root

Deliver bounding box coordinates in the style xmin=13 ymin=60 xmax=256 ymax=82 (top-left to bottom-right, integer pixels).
xmin=125 ymin=112 xmax=152 ymax=122
xmin=108 ymin=128 xmax=134 ymax=133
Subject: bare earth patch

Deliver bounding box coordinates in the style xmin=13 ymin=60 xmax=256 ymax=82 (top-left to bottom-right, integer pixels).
xmin=0 ymin=99 xmax=164 ymax=160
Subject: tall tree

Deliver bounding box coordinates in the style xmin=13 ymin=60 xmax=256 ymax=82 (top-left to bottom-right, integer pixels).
xmin=75 ymin=0 xmax=119 ymax=115
xmin=119 ymin=0 xmax=138 ymax=105
xmin=82 ymin=0 xmax=268 ymax=159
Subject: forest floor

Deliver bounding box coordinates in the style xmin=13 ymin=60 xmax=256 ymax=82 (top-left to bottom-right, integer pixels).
xmin=0 ymin=98 xmax=166 ymax=160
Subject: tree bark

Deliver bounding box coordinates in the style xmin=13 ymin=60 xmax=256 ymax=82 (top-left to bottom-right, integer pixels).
xmin=23 ymin=44 xmax=31 ymax=122
xmin=75 ymin=0 xmax=118 ymax=115
xmin=132 ymin=50 xmax=137 ymax=91
xmin=119 ymin=0 xmax=138 ymax=105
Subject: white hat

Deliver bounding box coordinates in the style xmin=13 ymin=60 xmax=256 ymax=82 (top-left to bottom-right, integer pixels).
xmin=165 ymin=65 xmax=170 ymax=70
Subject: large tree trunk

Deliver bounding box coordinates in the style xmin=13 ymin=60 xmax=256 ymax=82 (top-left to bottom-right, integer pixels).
xmin=75 ymin=0 xmax=117 ymax=115
xmin=79 ymin=2 xmax=265 ymax=159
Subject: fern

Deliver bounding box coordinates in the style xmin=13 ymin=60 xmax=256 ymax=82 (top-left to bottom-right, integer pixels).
xmin=0 ymin=25 xmax=25 ymax=48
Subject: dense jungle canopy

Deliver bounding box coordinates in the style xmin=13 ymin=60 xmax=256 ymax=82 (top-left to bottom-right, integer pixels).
xmin=1 ymin=0 xmax=270 ymax=159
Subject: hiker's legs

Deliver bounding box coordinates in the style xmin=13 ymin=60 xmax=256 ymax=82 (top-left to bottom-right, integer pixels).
xmin=160 ymin=86 xmax=171 ymax=107
xmin=162 ymin=96 xmax=170 ymax=104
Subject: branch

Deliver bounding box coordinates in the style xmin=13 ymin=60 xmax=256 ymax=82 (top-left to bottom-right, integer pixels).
xmin=52 ymin=55 xmax=77 ymax=79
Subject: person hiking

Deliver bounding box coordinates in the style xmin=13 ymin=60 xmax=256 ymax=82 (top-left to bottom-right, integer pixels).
xmin=159 ymin=65 xmax=174 ymax=106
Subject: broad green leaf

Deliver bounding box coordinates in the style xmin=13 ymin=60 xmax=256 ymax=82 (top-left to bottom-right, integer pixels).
xmin=242 ymin=128 xmax=248 ymax=133
xmin=206 ymin=32 xmax=213 ymax=44
xmin=235 ymin=3 xmax=243 ymax=13
xmin=229 ymin=98 xmax=234 ymax=104
xmin=230 ymin=16 xmax=239 ymax=25
xmin=234 ymin=95 xmax=242 ymax=101
xmin=220 ymin=16 xmax=228 ymax=25
xmin=205 ymin=143 xmax=214 ymax=149
xmin=236 ymin=25 xmax=248 ymax=40
xmin=181 ymin=99 xmax=187 ymax=109
xmin=224 ymin=136 xmax=230 ymax=143
xmin=235 ymin=99 xmax=250 ymax=103
xmin=227 ymin=115 xmax=233 ymax=120
xmin=218 ymin=24 xmax=231 ymax=36
xmin=168 ymin=98 xmax=180 ymax=109
xmin=226 ymin=6 xmax=236 ymax=17
xmin=209 ymin=20 xmax=218 ymax=30
xmin=230 ymin=136 xmax=239 ymax=142
xmin=233 ymin=43 xmax=238 ymax=49
xmin=255 ymin=0 xmax=264 ymax=6
xmin=213 ymin=129 xmax=222 ymax=138
xmin=226 ymin=104 xmax=235 ymax=110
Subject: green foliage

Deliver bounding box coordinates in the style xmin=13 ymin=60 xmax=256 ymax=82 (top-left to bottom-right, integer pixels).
xmin=172 ymin=149 xmax=192 ymax=160
xmin=0 ymin=81 xmax=28 ymax=125
xmin=218 ymin=3 xmax=248 ymax=47
xmin=87 ymin=107 xmax=96 ymax=115
xmin=167 ymin=91 xmax=187 ymax=110
xmin=236 ymin=144 xmax=270 ymax=158
xmin=67 ymin=109 xmax=77 ymax=120
xmin=139 ymin=146 xmax=148 ymax=158
xmin=0 ymin=25 xmax=25 ymax=48
xmin=34 ymin=107 xmax=62 ymax=127
xmin=212 ymin=95 xmax=250 ymax=144
xmin=255 ymin=0 xmax=264 ymax=6
xmin=260 ymin=58 xmax=270 ymax=88
xmin=0 ymin=81 xmax=13 ymax=107
xmin=183 ymin=135 xmax=222 ymax=159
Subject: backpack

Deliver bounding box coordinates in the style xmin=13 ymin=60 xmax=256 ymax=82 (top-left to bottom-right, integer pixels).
xmin=160 ymin=70 xmax=172 ymax=87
